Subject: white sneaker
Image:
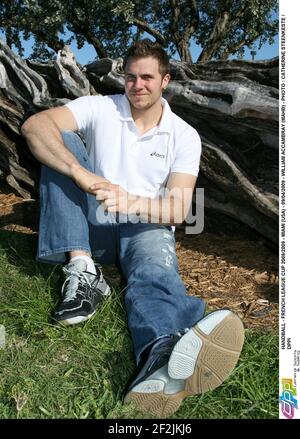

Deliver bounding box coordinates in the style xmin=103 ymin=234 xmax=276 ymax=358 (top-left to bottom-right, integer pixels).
xmin=124 ymin=310 xmax=244 ymax=418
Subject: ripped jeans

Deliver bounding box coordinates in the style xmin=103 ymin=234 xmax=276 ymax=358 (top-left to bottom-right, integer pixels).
xmin=38 ymin=131 xmax=206 ymax=365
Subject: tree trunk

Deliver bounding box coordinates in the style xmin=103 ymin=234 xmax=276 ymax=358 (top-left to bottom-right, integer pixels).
xmin=169 ymin=0 xmax=198 ymax=63
xmin=0 ymin=40 xmax=279 ymax=244
xmin=197 ymin=9 xmax=231 ymax=63
xmin=177 ymin=40 xmax=193 ymax=63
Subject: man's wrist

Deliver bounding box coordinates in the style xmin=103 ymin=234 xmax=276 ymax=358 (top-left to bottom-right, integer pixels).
xmin=69 ymin=161 xmax=84 ymax=180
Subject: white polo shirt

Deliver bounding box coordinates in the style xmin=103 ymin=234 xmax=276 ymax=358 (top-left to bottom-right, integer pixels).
xmin=65 ymin=94 xmax=201 ymax=199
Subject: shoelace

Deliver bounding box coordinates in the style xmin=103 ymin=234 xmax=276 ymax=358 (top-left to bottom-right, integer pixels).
xmin=61 ymin=267 xmax=94 ymax=302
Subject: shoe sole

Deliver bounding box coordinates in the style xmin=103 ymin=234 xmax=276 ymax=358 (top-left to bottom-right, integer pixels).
xmin=55 ymin=285 xmax=111 ymax=326
xmin=124 ymin=310 xmax=244 ymax=418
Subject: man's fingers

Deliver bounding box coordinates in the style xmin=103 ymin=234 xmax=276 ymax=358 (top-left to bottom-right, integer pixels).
xmin=95 ymin=190 xmax=115 ymax=201
xmin=90 ymin=182 xmax=117 ymax=191
xmin=107 ymin=206 xmax=117 ymax=213
xmin=91 ymin=182 xmax=129 ymax=214
xmin=90 ymin=183 xmax=110 ymax=191
xmin=103 ymin=198 xmax=117 ymax=208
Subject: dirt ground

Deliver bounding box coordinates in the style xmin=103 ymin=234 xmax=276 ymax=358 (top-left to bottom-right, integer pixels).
xmin=0 ymin=187 xmax=278 ymax=331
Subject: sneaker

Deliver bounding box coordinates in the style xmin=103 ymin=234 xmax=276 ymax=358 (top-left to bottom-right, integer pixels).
xmin=53 ymin=259 xmax=111 ymax=325
xmin=124 ymin=309 xmax=244 ymax=418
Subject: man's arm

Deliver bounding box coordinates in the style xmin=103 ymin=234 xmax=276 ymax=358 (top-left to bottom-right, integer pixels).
xmin=21 ymin=107 xmax=108 ymax=193
xmin=91 ymin=172 xmax=197 ymax=226
xmin=137 ymin=172 xmax=197 ymax=225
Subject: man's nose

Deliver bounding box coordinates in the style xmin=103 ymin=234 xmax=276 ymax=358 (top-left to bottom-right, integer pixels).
xmin=134 ymin=77 xmax=143 ymax=89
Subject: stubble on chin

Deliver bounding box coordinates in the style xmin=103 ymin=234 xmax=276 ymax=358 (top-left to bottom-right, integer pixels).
xmin=129 ymin=97 xmax=150 ymax=111
xmin=131 ymin=95 xmax=162 ymax=112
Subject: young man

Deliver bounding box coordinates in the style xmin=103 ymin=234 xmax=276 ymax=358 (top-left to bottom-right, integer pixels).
xmin=21 ymin=39 xmax=244 ymax=418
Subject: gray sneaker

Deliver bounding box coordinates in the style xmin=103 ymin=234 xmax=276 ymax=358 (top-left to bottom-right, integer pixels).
xmin=53 ymin=259 xmax=111 ymax=325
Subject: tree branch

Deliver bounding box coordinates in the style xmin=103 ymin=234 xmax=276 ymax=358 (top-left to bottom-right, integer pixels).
xmin=132 ymin=17 xmax=165 ymax=45
xmin=182 ymin=0 xmax=199 ymax=42
xmin=219 ymin=34 xmax=258 ymax=60
xmin=219 ymin=39 xmax=246 ymax=60
xmin=85 ymin=32 xmax=108 ymax=59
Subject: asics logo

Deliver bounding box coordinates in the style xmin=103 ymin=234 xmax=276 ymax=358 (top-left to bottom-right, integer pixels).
xmin=150 ymin=152 xmax=165 ymax=159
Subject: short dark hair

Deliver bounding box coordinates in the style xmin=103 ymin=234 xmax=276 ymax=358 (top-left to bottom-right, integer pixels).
xmin=123 ymin=39 xmax=170 ymax=77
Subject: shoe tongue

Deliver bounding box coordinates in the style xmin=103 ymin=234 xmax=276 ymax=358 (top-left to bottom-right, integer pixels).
xmin=67 ymin=259 xmax=87 ymax=273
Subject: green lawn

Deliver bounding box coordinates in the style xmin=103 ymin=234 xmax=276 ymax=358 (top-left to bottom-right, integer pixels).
xmin=0 ymin=230 xmax=278 ymax=419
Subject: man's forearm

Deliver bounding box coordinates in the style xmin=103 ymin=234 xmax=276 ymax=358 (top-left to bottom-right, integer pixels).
xmin=21 ymin=113 xmax=80 ymax=178
xmin=135 ymin=194 xmax=186 ymax=226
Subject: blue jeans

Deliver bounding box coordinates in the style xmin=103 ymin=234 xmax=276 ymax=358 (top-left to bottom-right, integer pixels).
xmin=38 ymin=131 xmax=206 ymax=365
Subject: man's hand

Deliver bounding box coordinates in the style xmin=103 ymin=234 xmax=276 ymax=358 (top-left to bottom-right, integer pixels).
xmin=90 ymin=172 xmax=197 ymax=224
xmin=90 ymin=182 xmax=140 ymax=214
xmin=71 ymin=165 xmax=110 ymax=193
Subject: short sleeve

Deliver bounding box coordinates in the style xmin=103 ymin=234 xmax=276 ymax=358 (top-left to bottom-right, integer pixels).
xmin=171 ymin=127 xmax=202 ymax=176
xmin=65 ymin=96 xmax=95 ymax=132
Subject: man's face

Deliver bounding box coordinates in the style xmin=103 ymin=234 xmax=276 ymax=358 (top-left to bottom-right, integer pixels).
xmin=124 ymin=56 xmax=170 ymax=111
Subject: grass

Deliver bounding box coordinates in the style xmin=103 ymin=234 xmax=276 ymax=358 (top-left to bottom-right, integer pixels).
xmin=0 ymin=230 xmax=279 ymax=419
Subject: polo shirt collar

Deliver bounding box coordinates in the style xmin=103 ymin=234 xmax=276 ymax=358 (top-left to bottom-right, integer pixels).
xmin=119 ymin=94 xmax=172 ymax=134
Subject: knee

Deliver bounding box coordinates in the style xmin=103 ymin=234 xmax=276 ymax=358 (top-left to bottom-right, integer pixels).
xmin=128 ymin=255 xmax=178 ymax=283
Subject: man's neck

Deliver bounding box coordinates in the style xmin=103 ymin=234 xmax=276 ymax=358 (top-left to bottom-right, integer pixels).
xmin=130 ymin=99 xmax=164 ymax=136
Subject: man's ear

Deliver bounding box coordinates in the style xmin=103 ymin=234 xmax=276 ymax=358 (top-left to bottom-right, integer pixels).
xmin=162 ymin=73 xmax=171 ymax=89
